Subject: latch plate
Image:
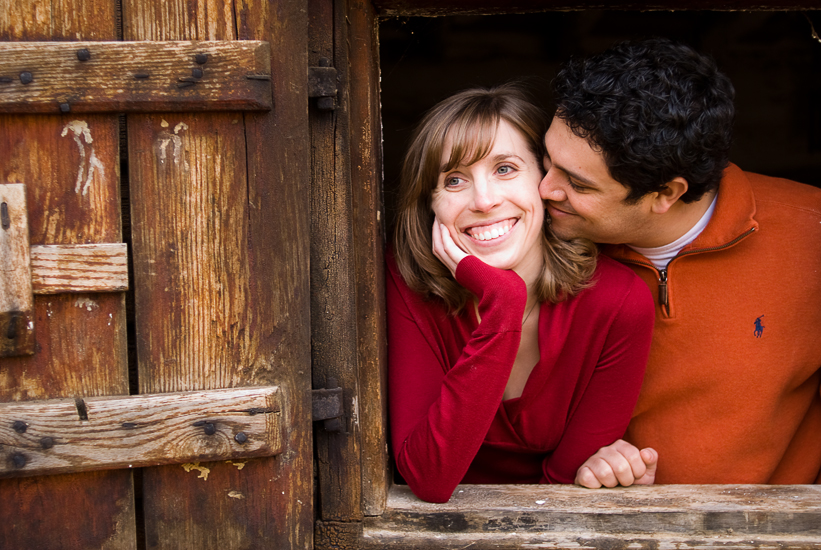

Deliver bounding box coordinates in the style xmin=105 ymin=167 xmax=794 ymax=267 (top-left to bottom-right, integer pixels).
xmin=312 ymin=378 xmax=343 ymax=432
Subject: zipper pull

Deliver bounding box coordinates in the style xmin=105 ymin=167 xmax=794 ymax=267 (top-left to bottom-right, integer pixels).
xmin=658 ymin=269 xmax=668 ymax=307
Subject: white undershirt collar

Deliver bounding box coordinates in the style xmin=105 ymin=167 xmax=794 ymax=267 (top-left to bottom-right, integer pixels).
xmin=628 ymin=193 xmax=718 ymax=270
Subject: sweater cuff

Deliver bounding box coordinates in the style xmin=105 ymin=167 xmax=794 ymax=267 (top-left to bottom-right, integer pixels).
xmin=454 ymin=256 xmax=527 ymax=330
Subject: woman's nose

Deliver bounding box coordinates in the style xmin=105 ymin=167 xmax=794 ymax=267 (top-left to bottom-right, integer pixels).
xmin=539 ymin=171 xmax=566 ymax=201
xmin=471 ymin=180 xmax=500 ymax=212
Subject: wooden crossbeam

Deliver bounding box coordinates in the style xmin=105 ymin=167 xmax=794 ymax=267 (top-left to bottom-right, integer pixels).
xmin=31 ymin=243 xmax=128 ymax=294
xmin=0 ymin=41 xmax=272 ymax=113
xmin=0 ymin=386 xmax=282 ymax=478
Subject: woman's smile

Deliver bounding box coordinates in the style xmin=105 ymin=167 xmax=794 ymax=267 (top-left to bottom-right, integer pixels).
xmin=464 ymin=217 xmax=518 ymax=242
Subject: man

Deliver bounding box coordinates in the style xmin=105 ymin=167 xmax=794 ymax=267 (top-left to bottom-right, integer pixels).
xmin=541 ymin=38 xmax=821 ymax=485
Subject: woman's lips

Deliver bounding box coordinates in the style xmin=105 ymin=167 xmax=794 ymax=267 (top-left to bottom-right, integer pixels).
xmin=465 ymin=218 xmax=518 ymax=242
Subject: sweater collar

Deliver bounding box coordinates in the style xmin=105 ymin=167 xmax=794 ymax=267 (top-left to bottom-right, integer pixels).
xmin=603 ymin=163 xmax=758 ymax=264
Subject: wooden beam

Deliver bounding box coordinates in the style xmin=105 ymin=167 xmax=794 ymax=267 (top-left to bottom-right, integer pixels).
xmin=0 ymin=41 xmax=272 ymax=113
xmin=0 ymin=184 xmax=34 ymax=356
xmin=30 ymin=243 xmax=128 ymax=294
xmin=359 ymin=484 xmax=821 ymax=549
xmin=373 ymin=0 xmax=819 ymax=16
xmin=0 ymin=386 xmax=282 ymax=478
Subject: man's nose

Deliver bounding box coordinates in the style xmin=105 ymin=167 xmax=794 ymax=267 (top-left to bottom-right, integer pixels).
xmin=539 ymin=171 xmax=566 ymax=202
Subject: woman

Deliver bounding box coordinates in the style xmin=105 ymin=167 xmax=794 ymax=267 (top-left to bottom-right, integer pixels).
xmin=387 ymin=85 xmax=657 ymax=503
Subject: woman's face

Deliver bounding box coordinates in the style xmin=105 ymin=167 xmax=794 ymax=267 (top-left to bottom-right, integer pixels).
xmin=431 ymin=120 xmax=545 ymax=282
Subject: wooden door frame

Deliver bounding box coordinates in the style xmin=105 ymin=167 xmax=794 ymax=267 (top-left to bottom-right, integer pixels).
xmin=313 ymin=0 xmax=821 ymax=548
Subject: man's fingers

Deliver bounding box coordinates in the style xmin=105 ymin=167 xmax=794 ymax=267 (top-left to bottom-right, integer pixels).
xmin=635 ymin=448 xmax=658 ymax=485
xmin=575 ymin=466 xmax=603 ymax=489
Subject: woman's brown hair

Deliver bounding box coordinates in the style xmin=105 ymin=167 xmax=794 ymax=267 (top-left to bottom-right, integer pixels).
xmin=393 ymin=84 xmax=597 ymax=313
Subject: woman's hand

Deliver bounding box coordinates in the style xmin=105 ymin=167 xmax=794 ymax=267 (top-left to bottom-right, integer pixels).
xmin=574 ymin=440 xmax=658 ymax=488
xmin=432 ymin=218 xmax=469 ymax=276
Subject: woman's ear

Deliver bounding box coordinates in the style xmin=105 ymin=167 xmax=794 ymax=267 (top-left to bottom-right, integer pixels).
xmin=650 ymin=177 xmax=689 ymax=214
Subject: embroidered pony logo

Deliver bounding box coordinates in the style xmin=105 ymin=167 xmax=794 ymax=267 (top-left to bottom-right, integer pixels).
xmin=754 ymin=315 xmax=765 ymax=338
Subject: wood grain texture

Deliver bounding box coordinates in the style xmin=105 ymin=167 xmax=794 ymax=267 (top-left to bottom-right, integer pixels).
xmin=309 ymin=0 xmax=365 ymax=523
xmin=0 ymin=386 xmax=282 ymax=478
xmin=373 ymin=0 xmax=821 ymax=17
xmin=0 ymin=1 xmax=134 ymax=548
xmin=31 ymin=243 xmax=128 ymax=293
xmin=0 ymin=183 xmax=35 ymax=356
xmin=346 ymin=0 xmax=389 ymax=517
xmin=125 ymin=0 xmax=313 ymax=548
xmin=0 ymin=41 xmax=272 ymax=113
xmin=358 ymin=484 xmax=821 ymax=549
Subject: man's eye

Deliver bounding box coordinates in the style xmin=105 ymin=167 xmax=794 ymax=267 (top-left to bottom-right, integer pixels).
xmin=568 ymin=180 xmax=586 ymax=192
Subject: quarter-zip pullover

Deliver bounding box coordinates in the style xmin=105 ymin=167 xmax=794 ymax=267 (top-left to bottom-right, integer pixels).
xmin=604 ymin=164 xmax=821 ymax=484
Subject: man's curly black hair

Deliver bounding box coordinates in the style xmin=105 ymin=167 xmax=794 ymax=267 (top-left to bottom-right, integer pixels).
xmin=553 ymin=38 xmax=735 ymax=204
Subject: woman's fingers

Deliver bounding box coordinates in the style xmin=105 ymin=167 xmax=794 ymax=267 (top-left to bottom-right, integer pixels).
xmin=432 ymin=220 xmax=467 ymax=274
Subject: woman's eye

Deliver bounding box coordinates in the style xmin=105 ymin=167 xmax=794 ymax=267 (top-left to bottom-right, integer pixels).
xmin=497 ymin=165 xmax=515 ymax=175
xmin=445 ymin=176 xmax=464 ymax=187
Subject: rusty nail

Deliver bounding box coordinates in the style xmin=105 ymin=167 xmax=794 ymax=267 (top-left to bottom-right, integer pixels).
xmin=19 ymin=72 xmax=33 ymax=84
xmin=11 ymin=453 xmax=26 ymax=468
xmin=1 ymin=202 xmax=10 ymax=229
xmin=134 ymin=73 xmax=150 ymax=79
xmin=76 ymin=48 xmax=91 ymax=61
xmin=177 ymin=78 xmax=196 ymax=88
xmin=245 ymin=74 xmax=271 ymax=81
xmin=40 ymin=437 xmax=54 ymax=449
xmin=121 ymin=422 xmax=137 ymax=429
xmin=12 ymin=420 xmax=27 ymax=433
xmin=192 ymin=68 xmax=203 ymax=79
xmin=192 ymin=420 xmax=206 ymax=427
xmin=60 ymin=103 xmax=70 ymax=113
xmin=234 ymin=432 xmax=248 ymax=444
xmin=203 ymin=422 xmax=216 ymax=436
xmin=195 ymin=53 xmax=208 ymax=64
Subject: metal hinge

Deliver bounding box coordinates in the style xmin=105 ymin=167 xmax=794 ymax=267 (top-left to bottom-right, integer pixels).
xmin=312 ymin=377 xmax=343 ymax=432
xmin=308 ymin=58 xmax=337 ymax=111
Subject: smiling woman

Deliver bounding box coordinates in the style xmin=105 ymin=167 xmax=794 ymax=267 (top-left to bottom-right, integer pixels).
xmin=386 ymin=85 xmax=658 ymax=503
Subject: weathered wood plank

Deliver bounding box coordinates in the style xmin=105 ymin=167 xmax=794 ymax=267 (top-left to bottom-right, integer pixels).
xmin=309 ymin=0 xmax=365 ymax=523
xmin=0 ymin=386 xmax=282 ymax=478
xmin=359 ymin=484 xmax=821 ymax=549
xmin=0 ymin=183 xmax=35 ymax=356
xmin=346 ymin=0 xmax=390 ymax=517
xmin=373 ymin=0 xmax=821 ymax=17
xmin=0 ymin=1 xmax=135 ymax=548
xmin=31 ymin=243 xmax=128 ymax=293
xmin=126 ymin=0 xmax=313 ymax=548
xmin=0 ymin=41 xmax=272 ymax=113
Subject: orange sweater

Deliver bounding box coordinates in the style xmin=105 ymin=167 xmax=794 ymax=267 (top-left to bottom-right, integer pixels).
xmin=604 ymin=164 xmax=821 ymax=484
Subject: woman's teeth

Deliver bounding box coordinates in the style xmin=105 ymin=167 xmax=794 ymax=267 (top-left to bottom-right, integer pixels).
xmin=468 ymin=220 xmax=513 ymax=241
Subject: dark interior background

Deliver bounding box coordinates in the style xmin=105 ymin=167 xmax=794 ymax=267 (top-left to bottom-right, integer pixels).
xmin=379 ymin=10 xmax=821 ymax=227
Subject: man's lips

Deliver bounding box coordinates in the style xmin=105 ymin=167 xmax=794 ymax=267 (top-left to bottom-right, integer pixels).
xmin=547 ymin=203 xmax=575 ymax=217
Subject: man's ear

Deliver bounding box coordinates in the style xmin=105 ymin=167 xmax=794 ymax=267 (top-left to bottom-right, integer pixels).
xmin=651 ymin=177 xmax=689 ymax=214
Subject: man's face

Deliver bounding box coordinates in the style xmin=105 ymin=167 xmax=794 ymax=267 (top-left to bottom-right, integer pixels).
xmin=539 ymin=116 xmax=655 ymax=246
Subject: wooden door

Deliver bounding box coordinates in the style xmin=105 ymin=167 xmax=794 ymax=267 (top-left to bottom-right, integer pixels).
xmin=0 ymin=1 xmax=313 ymax=549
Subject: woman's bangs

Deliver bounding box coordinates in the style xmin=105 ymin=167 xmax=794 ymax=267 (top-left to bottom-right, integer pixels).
xmin=441 ymin=114 xmax=499 ymax=173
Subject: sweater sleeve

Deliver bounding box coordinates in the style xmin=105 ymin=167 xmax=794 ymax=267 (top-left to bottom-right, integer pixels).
xmin=540 ymin=274 xmax=655 ymax=484
xmin=388 ymin=256 xmax=527 ymax=503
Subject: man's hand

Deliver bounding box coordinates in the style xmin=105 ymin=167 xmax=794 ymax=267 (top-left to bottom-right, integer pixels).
xmin=575 ymin=440 xmax=658 ymax=488
xmin=432 ymin=219 xmax=468 ymax=276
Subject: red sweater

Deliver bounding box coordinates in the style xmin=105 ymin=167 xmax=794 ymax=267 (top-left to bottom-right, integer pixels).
xmin=387 ymin=253 xmax=654 ymax=502
xmin=604 ymin=165 xmax=821 ymax=484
